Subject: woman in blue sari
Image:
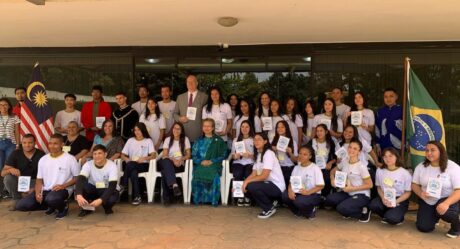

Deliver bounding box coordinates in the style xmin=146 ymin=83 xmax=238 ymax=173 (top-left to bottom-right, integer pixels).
xmin=191 ymin=118 xmax=228 ymax=206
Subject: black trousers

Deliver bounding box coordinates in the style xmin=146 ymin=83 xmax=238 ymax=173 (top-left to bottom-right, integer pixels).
xmin=16 ymin=189 xmax=69 ymax=212
xmin=231 ymin=162 xmax=253 ymax=181
xmin=81 ymin=183 xmax=119 ymax=210
xmin=325 ymin=192 xmax=370 ymax=219
xmin=369 ymin=197 xmax=409 ymax=224
xmin=280 ymin=166 xmax=294 ymax=189
xmin=416 ymin=198 xmax=460 ymax=233
xmin=122 ymin=161 xmax=149 ymax=198
xmin=157 ymin=158 xmax=185 ymax=202
xmin=247 ymin=181 xmax=281 ymax=212
xmin=282 ymin=191 xmax=322 ymax=217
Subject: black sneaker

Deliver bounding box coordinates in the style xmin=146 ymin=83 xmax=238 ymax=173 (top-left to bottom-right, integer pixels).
xmin=173 ymin=186 xmax=182 ymax=197
xmin=45 ymin=207 xmax=56 ymax=215
xmin=132 ymin=196 xmax=141 ymax=205
xmin=244 ymin=197 xmax=251 ymax=207
xmin=237 ymin=198 xmax=244 ymax=207
xmin=78 ymin=209 xmax=92 ymax=218
xmin=381 ymin=218 xmax=389 ymax=224
xmin=307 ymin=207 xmax=317 ymax=220
xmin=104 ymin=207 xmax=114 ymax=215
xmin=257 ymin=207 xmax=277 ymax=219
xmin=118 ymin=186 xmax=126 ymax=197
xmin=358 ymin=207 xmax=371 ymax=223
xmin=273 ymin=200 xmax=279 ymax=208
xmin=55 ymin=207 xmax=68 ymax=220
xmin=446 ymin=229 xmax=459 ymax=238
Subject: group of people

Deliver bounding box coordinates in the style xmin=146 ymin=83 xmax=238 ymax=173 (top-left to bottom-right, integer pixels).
xmin=0 ymin=74 xmax=459 ymax=238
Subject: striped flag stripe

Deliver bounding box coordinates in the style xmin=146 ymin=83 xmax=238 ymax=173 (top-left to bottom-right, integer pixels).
xmin=20 ymin=106 xmax=49 ymax=151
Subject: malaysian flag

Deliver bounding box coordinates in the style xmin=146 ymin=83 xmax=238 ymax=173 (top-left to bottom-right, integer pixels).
xmin=20 ymin=63 xmax=54 ymax=152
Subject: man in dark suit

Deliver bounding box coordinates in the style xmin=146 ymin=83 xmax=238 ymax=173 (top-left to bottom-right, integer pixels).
xmin=173 ymin=74 xmax=208 ymax=142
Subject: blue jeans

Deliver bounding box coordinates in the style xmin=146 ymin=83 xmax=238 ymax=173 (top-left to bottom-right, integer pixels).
xmin=0 ymin=139 xmax=16 ymax=171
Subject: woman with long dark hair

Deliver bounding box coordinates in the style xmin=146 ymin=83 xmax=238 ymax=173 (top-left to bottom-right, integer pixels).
xmin=301 ymin=100 xmax=316 ymax=145
xmin=139 ymin=97 xmax=166 ymax=151
xmin=284 ymin=97 xmax=303 ymax=149
xmin=232 ymin=98 xmax=261 ymax=139
xmin=343 ymin=91 xmax=375 ymax=146
xmin=202 ymin=86 xmax=233 ymax=142
xmin=256 ymin=92 xmax=271 ymax=118
xmin=312 ymin=98 xmax=343 ymax=141
xmin=271 ymin=120 xmax=298 ymax=187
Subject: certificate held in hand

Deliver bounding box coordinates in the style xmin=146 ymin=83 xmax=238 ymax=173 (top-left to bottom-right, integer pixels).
xmin=335 ymin=147 xmax=348 ymax=159
xmin=290 ymin=176 xmax=302 ymax=193
xmin=95 ymin=117 xmax=105 ymax=129
xmin=234 ymin=141 xmax=246 ymax=154
xmin=276 ymin=136 xmax=290 ymax=152
xmin=334 ymin=171 xmax=347 ymax=188
xmin=383 ymin=188 xmax=397 ymax=207
xmin=186 ymin=107 xmax=197 ymax=121
xmin=261 ymin=117 xmax=273 ymax=131
xmin=17 ymin=176 xmax=31 ymax=192
xmin=351 ymin=111 xmax=363 ymax=126
xmin=427 ymin=177 xmax=443 ymax=199
xmin=233 ymin=181 xmax=244 ymax=198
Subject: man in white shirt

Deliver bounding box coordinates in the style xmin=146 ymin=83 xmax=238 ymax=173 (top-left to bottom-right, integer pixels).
xmin=131 ymin=84 xmax=149 ymax=116
xmin=15 ymin=134 xmax=80 ymax=220
xmin=158 ymin=85 xmax=176 ymax=134
xmin=54 ymin=94 xmax=83 ymax=135
xmin=331 ymin=87 xmax=351 ymax=122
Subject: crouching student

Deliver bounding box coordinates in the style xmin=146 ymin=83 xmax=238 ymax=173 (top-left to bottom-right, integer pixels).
xmin=326 ymin=139 xmax=373 ymax=222
xmin=76 ymin=145 xmax=119 ymax=217
xmin=282 ymin=146 xmax=324 ymax=219
xmin=412 ymin=141 xmax=460 ymax=238
xmin=244 ymin=133 xmax=286 ymax=219
xmin=15 ymin=134 xmax=80 ymax=220
xmin=231 ymin=120 xmax=255 ymax=206
xmin=369 ymin=147 xmax=411 ymax=225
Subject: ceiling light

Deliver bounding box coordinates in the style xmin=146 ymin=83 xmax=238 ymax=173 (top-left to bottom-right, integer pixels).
xmin=145 ymin=58 xmax=160 ymax=64
xmin=218 ymin=17 xmax=239 ymax=27
xmin=303 ymin=57 xmax=312 ymax=62
xmin=221 ymin=58 xmax=234 ymax=64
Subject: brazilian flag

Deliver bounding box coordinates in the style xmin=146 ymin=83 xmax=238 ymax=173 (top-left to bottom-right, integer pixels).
xmin=406 ymin=65 xmax=446 ymax=168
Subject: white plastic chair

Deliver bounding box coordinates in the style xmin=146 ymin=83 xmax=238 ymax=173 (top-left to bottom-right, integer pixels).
xmin=123 ymin=158 xmax=158 ymax=203
xmin=222 ymin=154 xmax=234 ymax=206
xmin=114 ymin=159 xmax=123 ymax=186
xmin=187 ymin=159 xmax=226 ymax=205
xmin=151 ymin=156 xmax=191 ymax=204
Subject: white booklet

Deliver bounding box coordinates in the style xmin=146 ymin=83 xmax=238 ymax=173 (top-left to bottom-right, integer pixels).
xmin=335 ymin=147 xmax=348 ymax=159
xmin=82 ymin=204 xmax=96 ymax=211
xmin=186 ymin=107 xmax=197 ymax=121
xmin=290 ymin=176 xmax=302 ymax=193
xmin=427 ymin=177 xmax=443 ymax=199
xmin=95 ymin=117 xmax=105 ymax=129
xmin=334 ymin=171 xmax=347 ymax=188
xmin=215 ymin=119 xmax=224 ymax=132
xmin=234 ymin=141 xmax=246 ymax=154
xmin=320 ymin=119 xmax=331 ymax=130
xmin=276 ymin=136 xmax=290 ymax=152
xmin=261 ymin=117 xmax=273 ymax=131
xmin=383 ymin=188 xmax=397 ymax=207
xmin=233 ymin=181 xmax=244 ymax=198
xmin=315 ymin=156 xmax=326 ymax=169
xmin=17 ymin=176 xmax=31 ymax=192
xmin=351 ymin=111 xmax=363 ymax=126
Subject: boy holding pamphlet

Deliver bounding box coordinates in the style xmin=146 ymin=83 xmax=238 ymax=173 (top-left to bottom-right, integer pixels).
xmin=369 ymin=148 xmax=412 ymax=225
xmin=282 ymin=146 xmax=324 ymax=219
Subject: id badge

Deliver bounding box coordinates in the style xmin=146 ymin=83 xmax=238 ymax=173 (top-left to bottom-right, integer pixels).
xmin=96 ymin=182 xmax=106 ymax=189
xmin=62 ymin=146 xmax=71 ymax=153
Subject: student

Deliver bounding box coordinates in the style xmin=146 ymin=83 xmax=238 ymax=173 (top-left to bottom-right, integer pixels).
xmin=282 ymin=146 xmax=324 ymax=219
xmin=301 ymin=100 xmax=316 ymax=145
xmin=244 ymin=132 xmax=286 ymax=219
xmin=131 ymin=84 xmax=149 ymax=116
xmin=81 ymin=85 xmax=112 ymax=142
xmin=312 ymin=98 xmax=343 ymax=141
xmin=230 ymin=120 xmax=255 ymax=206
xmin=1 ymin=134 xmax=45 ymax=211
xmin=139 ymin=97 xmax=166 ymax=151
xmin=412 ymin=141 xmax=460 ymax=238
xmin=0 ymin=98 xmax=20 ymax=170
xmin=157 ymin=122 xmax=191 ymax=205
xmin=15 ymin=134 xmax=80 ymax=220
xmin=375 ymin=88 xmax=403 ymax=153
xmin=330 ymin=87 xmax=351 ymax=123
xmin=266 ymin=99 xmax=288 ymax=142
xmin=54 ymin=93 xmax=83 ymax=135
xmin=284 ymin=97 xmax=303 ymax=149
xmin=12 ymin=87 xmax=26 ymax=119
xmin=83 ymin=119 xmax=124 ymax=164
xmin=191 ymin=118 xmax=227 ymax=206
xmin=326 ymin=139 xmax=373 ymax=222
xmin=233 ymin=98 xmax=262 ymax=139
xmin=112 ymin=92 xmax=139 ymax=141
xmin=76 ymin=145 xmax=119 ymax=217
xmin=120 ymin=123 xmax=156 ymax=205
xmin=202 ymin=86 xmax=233 ymax=142
xmin=227 ymin=93 xmax=240 ymax=118
xmin=158 ymin=85 xmax=177 ymax=134
xmin=63 ymin=121 xmax=90 ymax=162
xmin=307 ymin=124 xmax=336 ymax=197
xmin=271 ymin=120 xmax=298 ymax=187
xmin=256 ymin=92 xmax=271 ymax=118
xmin=343 ymin=91 xmax=375 ymax=146
xmin=369 ymin=148 xmax=411 ymax=225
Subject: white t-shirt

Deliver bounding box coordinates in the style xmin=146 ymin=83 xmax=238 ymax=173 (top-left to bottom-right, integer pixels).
xmin=139 ymin=114 xmax=166 ymax=146
xmin=311 ymin=139 xmax=331 ymax=170
xmin=158 ymin=100 xmax=176 ymax=133
xmin=267 ymin=115 xmax=289 ymax=143
xmin=276 ymin=140 xmax=298 ymax=167
xmin=162 ymin=136 xmax=191 ymax=159
xmin=256 ymin=106 xmax=270 ymax=117
xmin=412 ymin=160 xmax=460 ymax=205
xmin=285 ymin=114 xmax=303 ymax=146
xmin=80 ymin=160 xmax=119 ymax=189
xmin=376 ymin=167 xmax=412 ymax=197
xmin=233 ymin=115 xmax=262 ymax=138
xmin=313 ymin=113 xmax=344 ymax=133
xmin=202 ymin=103 xmax=233 ymax=141
xmin=347 ymin=108 xmax=375 ymax=145
xmin=302 ymin=117 xmax=315 ymax=145
xmin=291 ymin=163 xmax=325 ymax=194
xmin=132 ymin=101 xmax=147 ymax=116
xmin=336 ymin=140 xmax=372 ymax=168
xmin=253 ymin=150 xmax=286 ymax=192
xmin=231 ymin=137 xmax=255 ymax=165
xmin=54 ymin=110 xmax=82 ymax=135
xmin=122 ymin=138 xmax=155 ymax=162
xmin=340 ymin=160 xmax=371 ymax=197
xmin=336 ymin=103 xmax=351 ymax=120
xmin=37 ymin=152 xmax=80 ymax=193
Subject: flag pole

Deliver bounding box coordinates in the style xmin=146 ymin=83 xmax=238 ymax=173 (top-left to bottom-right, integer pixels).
xmin=401 ymin=57 xmax=410 ymax=162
